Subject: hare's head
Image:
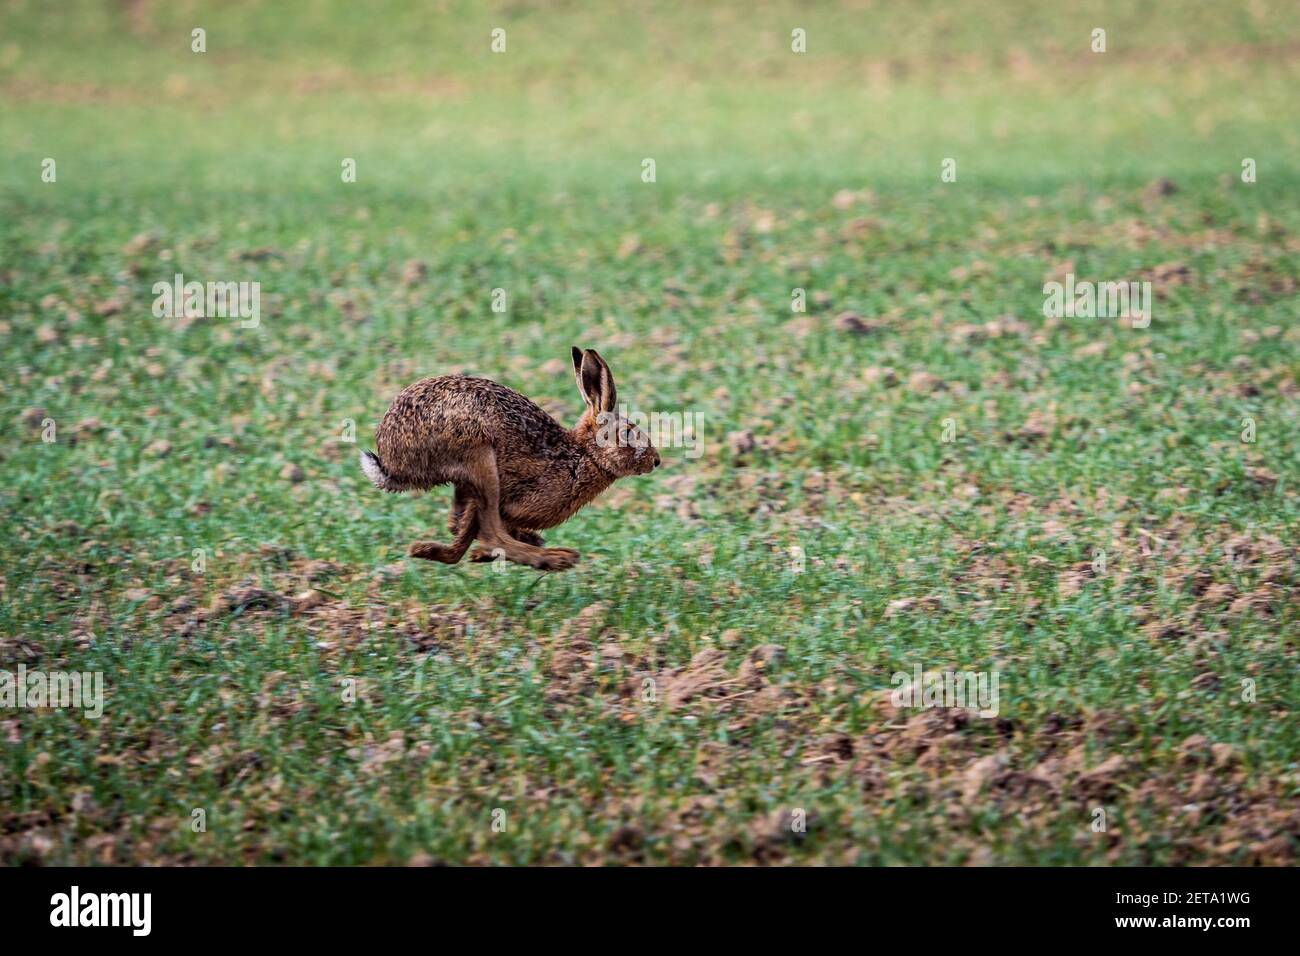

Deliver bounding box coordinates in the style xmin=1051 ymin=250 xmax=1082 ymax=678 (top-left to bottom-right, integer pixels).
xmin=571 ymin=347 xmax=660 ymax=477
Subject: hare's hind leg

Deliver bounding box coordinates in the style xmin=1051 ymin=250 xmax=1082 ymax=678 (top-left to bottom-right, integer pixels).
xmin=465 ymin=448 xmax=578 ymax=571
xmin=470 ymin=528 xmax=542 ymax=562
xmin=409 ymin=493 xmax=478 ymax=564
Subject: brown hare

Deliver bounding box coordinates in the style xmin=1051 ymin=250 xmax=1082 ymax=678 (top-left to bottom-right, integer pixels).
xmin=361 ymin=347 xmax=659 ymax=570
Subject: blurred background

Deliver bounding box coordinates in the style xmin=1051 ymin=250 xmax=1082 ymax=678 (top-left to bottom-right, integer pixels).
xmin=5 ymin=0 xmax=1299 ymax=194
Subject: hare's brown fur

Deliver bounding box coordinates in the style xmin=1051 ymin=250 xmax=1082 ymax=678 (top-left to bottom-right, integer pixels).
xmin=361 ymin=348 xmax=658 ymax=570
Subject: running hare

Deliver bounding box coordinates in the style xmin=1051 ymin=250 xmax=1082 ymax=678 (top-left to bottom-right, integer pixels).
xmin=361 ymin=348 xmax=659 ymax=570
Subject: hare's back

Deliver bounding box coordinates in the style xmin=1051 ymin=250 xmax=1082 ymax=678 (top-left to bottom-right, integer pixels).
xmin=379 ymin=375 xmax=566 ymax=453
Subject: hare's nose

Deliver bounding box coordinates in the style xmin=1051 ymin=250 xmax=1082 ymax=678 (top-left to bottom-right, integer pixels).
xmin=652 ymin=454 xmax=661 ymax=469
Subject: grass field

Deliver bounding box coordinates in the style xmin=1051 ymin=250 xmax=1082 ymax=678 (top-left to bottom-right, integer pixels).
xmin=1 ymin=0 xmax=1297 ymax=865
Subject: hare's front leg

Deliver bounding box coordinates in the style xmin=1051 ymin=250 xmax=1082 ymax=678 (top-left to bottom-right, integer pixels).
xmin=465 ymin=448 xmax=578 ymax=571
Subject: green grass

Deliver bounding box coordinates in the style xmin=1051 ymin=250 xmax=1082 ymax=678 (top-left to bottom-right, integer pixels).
xmin=1 ymin=0 xmax=1297 ymax=865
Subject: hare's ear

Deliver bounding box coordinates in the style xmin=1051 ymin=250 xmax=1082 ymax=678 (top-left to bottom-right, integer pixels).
xmin=571 ymin=346 xmax=586 ymax=401
xmin=579 ymin=348 xmax=617 ymax=414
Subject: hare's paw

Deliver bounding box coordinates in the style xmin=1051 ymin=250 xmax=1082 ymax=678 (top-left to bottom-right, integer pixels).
xmin=409 ymin=540 xmax=462 ymax=564
xmin=470 ymin=546 xmax=506 ymax=563
xmin=534 ymin=547 xmax=579 ymax=571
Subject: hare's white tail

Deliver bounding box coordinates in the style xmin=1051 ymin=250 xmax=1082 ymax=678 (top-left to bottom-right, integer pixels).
xmin=360 ymin=449 xmax=404 ymax=492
